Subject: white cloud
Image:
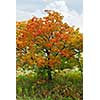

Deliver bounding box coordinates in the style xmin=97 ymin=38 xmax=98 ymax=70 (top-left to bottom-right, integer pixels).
xmin=42 ymin=0 xmax=52 ymax=2
xmin=44 ymin=0 xmax=83 ymax=32
xmin=16 ymin=9 xmax=45 ymax=21
xmin=16 ymin=0 xmax=83 ymax=32
xmin=16 ymin=10 xmax=32 ymax=21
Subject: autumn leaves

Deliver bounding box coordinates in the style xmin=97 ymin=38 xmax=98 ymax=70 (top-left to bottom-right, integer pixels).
xmin=16 ymin=10 xmax=83 ymax=70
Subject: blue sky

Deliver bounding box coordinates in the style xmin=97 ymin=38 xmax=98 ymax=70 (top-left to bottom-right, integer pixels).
xmin=16 ymin=0 xmax=82 ymax=13
xmin=16 ymin=0 xmax=83 ymax=32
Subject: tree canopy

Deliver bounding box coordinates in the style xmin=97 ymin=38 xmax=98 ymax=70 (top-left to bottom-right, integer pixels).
xmin=16 ymin=10 xmax=83 ymax=73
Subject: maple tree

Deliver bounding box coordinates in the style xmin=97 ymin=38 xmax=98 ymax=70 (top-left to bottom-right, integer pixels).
xmin=16 ymin=10 xmax=83 ymax=80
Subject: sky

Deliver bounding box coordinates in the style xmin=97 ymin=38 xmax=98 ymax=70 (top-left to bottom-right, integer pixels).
xmin=16 ymin=0 xmax=83 ymax=32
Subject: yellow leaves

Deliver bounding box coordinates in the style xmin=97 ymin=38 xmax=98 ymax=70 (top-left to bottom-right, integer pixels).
xmin=35 ymin=55 xmax=61 ymax=68
xmin=44 ymin=10 xmax=63 ymax=23
xmin=55 ymin=41 xmax=64 ymax=49
xmin=28 ymin=60 xmax=34 ymax=66
xmin=51 ymin=47 xmax=59 ymax=52
xmin=34 ymin=36 xmax=48 ymax=46
xmin=66 ymin=33 xmax=83 ymax=51
xmin=16 ymin=39 xmax=23 ymax=45
xmin=16 ymin=21 xmax=27 ymax=30
xmin=66 ymin=27 xmax=75 ymax=34
xmin=36 ymin=57 xmax=47 ymax=68
xmin=48 ymin=56 xmax=61 ymax=68
xmin=16 ymin=22 xmax=21 ymax=28
xmin=16 ymin=39 xmax=25 ymax=49
xmin=17 ymin=51 xmax=34 ymax=66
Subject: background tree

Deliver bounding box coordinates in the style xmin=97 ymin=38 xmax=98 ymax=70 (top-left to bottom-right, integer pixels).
xmin=16 ymin=10 xmax=83 ymax=80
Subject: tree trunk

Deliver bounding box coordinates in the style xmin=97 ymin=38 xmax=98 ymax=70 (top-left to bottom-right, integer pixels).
xmin=48 ymin=68 xmax=52 ymax=80
xmin=45 ymin=49 xmax=52 ymax=80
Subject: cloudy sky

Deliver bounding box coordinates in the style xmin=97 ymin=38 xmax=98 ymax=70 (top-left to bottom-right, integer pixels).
xmin=16 ymin=0 xmax=83 ymax=32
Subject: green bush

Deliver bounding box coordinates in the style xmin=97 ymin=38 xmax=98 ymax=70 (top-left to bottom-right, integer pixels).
xmin=16 ymin=70 xmax=82 ymax=100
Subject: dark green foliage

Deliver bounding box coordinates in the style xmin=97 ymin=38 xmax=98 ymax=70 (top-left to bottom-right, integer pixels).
xmin=16 ymin=70 xmax=82 ymax=100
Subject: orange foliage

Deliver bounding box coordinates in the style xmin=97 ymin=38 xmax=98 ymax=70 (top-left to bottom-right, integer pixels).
xmin=16 ymin=10 xmax=83 ymax=69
